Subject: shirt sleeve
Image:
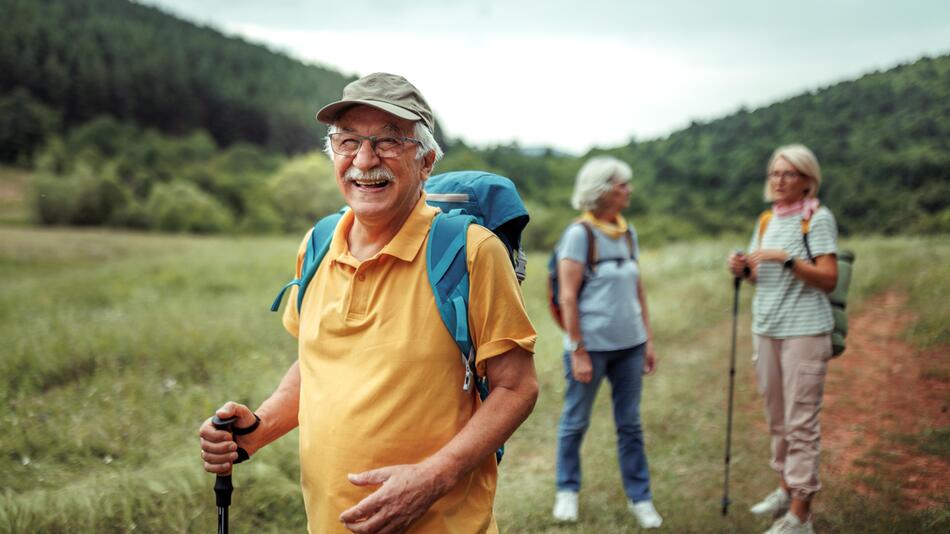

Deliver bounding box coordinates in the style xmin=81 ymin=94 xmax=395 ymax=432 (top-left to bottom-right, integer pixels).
xmin=280 ymin=230 xmax=313 ymax=339
xmin=807 ymin=207 xmax=838 ymax=257
xmin=466 ymin=225 xmax=537 ymax=375
xmin=557 ymin=223 xmax=589 ymax=264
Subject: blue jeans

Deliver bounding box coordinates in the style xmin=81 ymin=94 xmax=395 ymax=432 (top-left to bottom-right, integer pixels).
xmin=555 ymin=343 xmax=653 ymax=503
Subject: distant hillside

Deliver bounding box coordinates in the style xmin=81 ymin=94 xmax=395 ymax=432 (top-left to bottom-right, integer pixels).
xmin=2 ymin=0 xmax=946 ymax=243
xmin=606 ymin=54 xmax=950 ymax=236
xmin=0 ymin=0 xmax=353 ymax=159
xmin=438 ymin=54 xmax=950 ymax=245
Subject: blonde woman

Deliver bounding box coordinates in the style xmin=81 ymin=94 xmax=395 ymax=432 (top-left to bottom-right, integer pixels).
xmin=552 ymin=156 xmax=662 ymax=529
xmin=728 ymin=144 xmax=838 ymax=534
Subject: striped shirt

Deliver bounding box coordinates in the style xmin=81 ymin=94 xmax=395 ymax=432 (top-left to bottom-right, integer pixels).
xmin=749 ymin=206 xmax=838 ymax=338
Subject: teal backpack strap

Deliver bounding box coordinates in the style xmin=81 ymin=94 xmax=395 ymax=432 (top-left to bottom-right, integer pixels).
xmin=270 ymin=209 xmax=346 ymax=314
xmin=426 ymin=211 xmax=504 ymax=463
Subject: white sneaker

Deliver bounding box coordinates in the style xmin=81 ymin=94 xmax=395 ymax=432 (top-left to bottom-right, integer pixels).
xmin=628 ymin=500 xmax=663 ymax=529
xmin=763 ymin=512 xmax=814 ymax=534
xmin=552 ymin=490 xmax=578 ymax=522
xmin=750 ymin=487 xmax=791 ymax=517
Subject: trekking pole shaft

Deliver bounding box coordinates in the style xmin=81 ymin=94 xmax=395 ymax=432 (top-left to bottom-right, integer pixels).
xmin=722 ymin=276 xmax=741 ymax=516
xmin=217 ymin=505 xmax=228 ymax=534
xmin=212 ymin=416 xmax=238 ymax=534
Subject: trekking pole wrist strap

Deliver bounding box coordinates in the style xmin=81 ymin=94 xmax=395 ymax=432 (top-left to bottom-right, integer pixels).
xmin=234 ymin=446 xmax=250 ymax=464
xmin=233 ymin=413 xmax=261 ymax=436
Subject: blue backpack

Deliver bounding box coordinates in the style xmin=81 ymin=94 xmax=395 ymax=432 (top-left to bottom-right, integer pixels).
xmin=270 ymin=171 xmax=529 ymax=462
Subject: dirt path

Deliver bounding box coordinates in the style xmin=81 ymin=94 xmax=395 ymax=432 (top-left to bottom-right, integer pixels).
xmin=821 ymin=290 xmax=950 ymax=509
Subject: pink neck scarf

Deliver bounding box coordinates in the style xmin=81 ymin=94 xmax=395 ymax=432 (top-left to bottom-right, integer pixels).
xmin=773 ymin=197 xmax=819 ymax=220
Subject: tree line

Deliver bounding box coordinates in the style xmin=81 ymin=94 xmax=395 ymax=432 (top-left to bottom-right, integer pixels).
xmin=2 ymin=0 xmax=947 ymax=248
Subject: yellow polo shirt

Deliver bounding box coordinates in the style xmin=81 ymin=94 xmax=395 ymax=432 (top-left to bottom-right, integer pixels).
xmin=282 ymin=195 xmax=536 ymax=534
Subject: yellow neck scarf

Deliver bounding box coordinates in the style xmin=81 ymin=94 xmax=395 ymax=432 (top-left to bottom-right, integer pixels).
xmin=580 ymin=211 xmax=628 ymax=239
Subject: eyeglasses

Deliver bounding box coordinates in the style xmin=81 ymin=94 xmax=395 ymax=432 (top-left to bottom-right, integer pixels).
xmin=768 ymin=170 xmax=804 ymax=181
xmin=328 ymin=133 xmax=422 ymax=158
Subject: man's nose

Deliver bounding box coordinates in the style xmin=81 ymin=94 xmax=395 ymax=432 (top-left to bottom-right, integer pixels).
xmin=353 ymin=139 xmax=381 ymax=170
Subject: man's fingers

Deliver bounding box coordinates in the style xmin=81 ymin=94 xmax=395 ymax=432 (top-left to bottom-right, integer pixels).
xmin=200 ymin=437 xmax=237 ymax=454
xmin=203 ymin=460 xmax=233 ymax=475
xmin=348 ymin=468 xmax=390 ymax=487
xmin=201 ymin=447 xmax=238 ymax=464
xmin=339 ymin=492 xmax=383 ymax=524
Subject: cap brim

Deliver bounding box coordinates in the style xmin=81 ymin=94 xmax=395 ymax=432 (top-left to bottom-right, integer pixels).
xmin=316 ymin=99 xmax=422 ymax=125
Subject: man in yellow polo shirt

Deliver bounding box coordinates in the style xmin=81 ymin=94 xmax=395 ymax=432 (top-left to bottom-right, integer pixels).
xmin=199 ymin=72 xmax=538 ymax=533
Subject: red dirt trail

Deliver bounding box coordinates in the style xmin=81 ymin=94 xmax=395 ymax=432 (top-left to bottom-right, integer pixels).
xmin=821 ymin=290 xmax=950 ymax=509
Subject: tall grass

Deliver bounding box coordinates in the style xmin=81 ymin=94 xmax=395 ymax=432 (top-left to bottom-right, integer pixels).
xmin=1 ymin=227 xmax=947 ymax=533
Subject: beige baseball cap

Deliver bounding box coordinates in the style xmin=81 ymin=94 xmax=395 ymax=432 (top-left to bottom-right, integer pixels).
xmin=316 ymin=72 xmax=434 ymax=131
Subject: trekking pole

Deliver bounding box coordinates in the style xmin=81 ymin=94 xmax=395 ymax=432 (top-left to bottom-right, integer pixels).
xmin=211 ymin=415 xmax=238 ymax=534
xmin=721 ymin=274 xmax=742 ymax=516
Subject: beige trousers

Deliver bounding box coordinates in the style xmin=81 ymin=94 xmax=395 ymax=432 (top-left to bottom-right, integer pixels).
xmin=755 ymin=334 xmax=833 ymax=500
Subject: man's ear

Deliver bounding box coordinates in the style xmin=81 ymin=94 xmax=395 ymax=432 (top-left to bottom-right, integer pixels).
xmin=420 ymin=150 xmax=436 ymax=178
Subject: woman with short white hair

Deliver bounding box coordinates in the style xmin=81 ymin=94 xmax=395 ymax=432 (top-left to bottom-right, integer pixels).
xmin=551 ymin=155 xmax=663 ymax=529
xmin=728 ymin=144 xmax=839 ymax=534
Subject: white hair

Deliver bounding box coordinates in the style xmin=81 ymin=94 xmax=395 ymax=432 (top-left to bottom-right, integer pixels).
xmin=764 ymin=144 xmax=822 ymax=201
xmin=571 ymin=155 xmax=633 ymax=211
xmin=324 ymin=121 xmax=443 ymax=163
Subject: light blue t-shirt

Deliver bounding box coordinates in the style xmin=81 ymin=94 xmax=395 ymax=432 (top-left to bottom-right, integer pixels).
xmin=556 ymin=222 xmax=648 ymax=352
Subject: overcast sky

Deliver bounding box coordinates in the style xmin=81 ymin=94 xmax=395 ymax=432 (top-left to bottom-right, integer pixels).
xmin=143 ymin=0 xmax=949 ymax=154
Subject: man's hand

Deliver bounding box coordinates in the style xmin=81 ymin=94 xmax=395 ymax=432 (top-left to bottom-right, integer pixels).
xmin=339 ymin=461 xmax=451 ymax=533
xmin=198 ymin=401 xmax=259 ymax=475
xmin=571 ymin=348 xmax=593 ymax=383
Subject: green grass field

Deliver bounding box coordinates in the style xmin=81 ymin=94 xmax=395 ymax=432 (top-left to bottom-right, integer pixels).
xmin=1 ymin=226 xmax=947 ymax=533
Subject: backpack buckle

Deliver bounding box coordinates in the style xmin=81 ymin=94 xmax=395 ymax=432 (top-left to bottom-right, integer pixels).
xmin=461 ymin=347 xmax=475 ymax=391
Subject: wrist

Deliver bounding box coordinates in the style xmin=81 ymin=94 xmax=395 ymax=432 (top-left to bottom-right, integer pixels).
xmin=783 ymin=254 xmax=796 ymax=270
xmin=422 ymin=453 xmax=462 ymax=494
xmin=567 ymin=338 xmax=584 ymax=353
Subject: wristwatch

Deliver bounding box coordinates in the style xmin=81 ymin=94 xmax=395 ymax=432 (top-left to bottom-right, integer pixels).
xmin=568 ymin=339 xmax=584 ymax=352
xmin=783 ymin=255 xmax=796 ymax=270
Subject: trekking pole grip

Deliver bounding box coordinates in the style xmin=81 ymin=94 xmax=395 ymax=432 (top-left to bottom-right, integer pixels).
xmin=211 ymin=415 xmax=237 ymax=508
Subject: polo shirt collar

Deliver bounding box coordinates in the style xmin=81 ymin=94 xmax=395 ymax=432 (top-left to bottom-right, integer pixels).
xmin=329 ymin=194 xmax=436 ymax=264
xmin=382 ymin=194 xmax=435 ymax=262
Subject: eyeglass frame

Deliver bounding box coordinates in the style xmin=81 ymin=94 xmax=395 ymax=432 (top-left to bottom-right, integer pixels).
xmin=328 ymin=132 xmax=423 ymax=158
xmin=767 ymin=170 xmax=806 ymax=182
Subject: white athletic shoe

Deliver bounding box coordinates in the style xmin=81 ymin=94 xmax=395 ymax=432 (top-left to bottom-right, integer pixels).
xmin=628 ymin=500 xmax=663 ymax=529
xmin=750 ymin=487 xmax=791 ymax=517
xmin=763 ymin=512 xmax=814 ymax=534
xmin=552 ymin=490 xmax=578 ymax=522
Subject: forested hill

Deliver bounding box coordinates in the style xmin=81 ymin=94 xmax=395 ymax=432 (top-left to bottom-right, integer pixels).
xmin=601 ymin=54 xmax=950 ymax=236
xmin=1 ymin=0 xmax=353 ymax=156
xmin=1 ymin=0 xmax=947 ymax=242
xmin=452 ymin=54 xmax=950 ymax=244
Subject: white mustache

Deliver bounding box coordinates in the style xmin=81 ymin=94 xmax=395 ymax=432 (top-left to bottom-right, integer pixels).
xmin=344 ymin=166 xmax=395 ymax=183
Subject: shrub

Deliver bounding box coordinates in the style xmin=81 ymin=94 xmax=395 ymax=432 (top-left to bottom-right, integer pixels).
xmin=145 ymin=181 xmax=234 ymax=233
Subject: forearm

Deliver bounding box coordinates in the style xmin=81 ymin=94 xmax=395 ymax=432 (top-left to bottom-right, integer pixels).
xmin=790 ymin=255 xmax=837 ymax=292
xmin=246 ymin=360 xmax=301 ymax=454
xmin=423 ymin=349 xmax=538 ymax=491
xmin=560 ymin=298 xmax=584 ymax=344
xmin=636 ymin=278 xmax=653 ymax=341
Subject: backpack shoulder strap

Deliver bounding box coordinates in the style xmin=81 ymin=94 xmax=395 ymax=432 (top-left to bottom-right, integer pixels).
xmin=426 ymin=210 xmax=476 ymax=383
xmin=427 ymin=210 xmax=504 ymax=463
xmin=801 ymin=210 xmax=814 ymax=262
xmin=624 ymin=227 xmax=636 ymax=260
xmin=427 ymin=211 xmax=501 ymax=390
xmin=577 ymin=220 xmax=598 ymax=273
xmin=756 ymin=210 xmax=773 ymax=248
xmin=270 ymin=209 xmax=346 ymax=313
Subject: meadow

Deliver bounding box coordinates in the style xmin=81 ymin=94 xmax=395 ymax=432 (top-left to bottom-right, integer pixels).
xmin=0 ymin=226 xmax=947 ymax=533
